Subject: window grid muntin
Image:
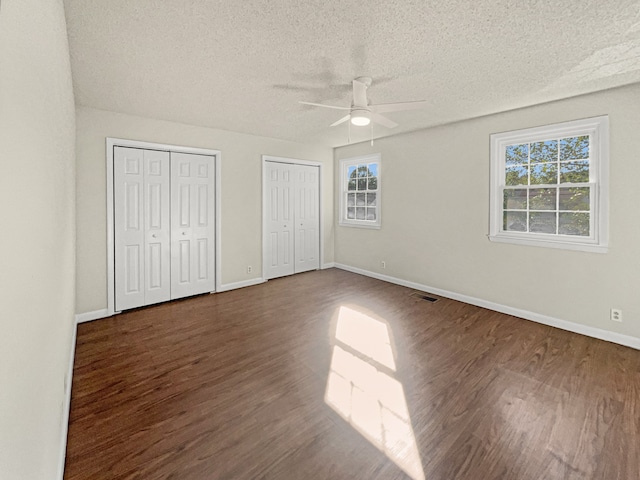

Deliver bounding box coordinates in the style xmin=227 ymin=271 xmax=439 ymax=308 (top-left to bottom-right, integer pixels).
xmin=340 ymin=155 xmax=381 ymax=227
xmin=345 ymin=162 xmax=378 ymax=221
xmin=490 ymin=116 xmax=608 ymax=252
xmin=502 ymin=134 xmax=592 ymax=237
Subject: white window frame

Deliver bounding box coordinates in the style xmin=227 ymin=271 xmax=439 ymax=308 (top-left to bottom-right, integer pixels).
xmin=489 ymin=116 xmax=609 ymax=253
xmin=339 ymin=153 xmax=381 ymax=229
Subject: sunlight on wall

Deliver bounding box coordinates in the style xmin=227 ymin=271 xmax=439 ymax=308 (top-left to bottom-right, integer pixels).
xmin=325 ymin=306 xmax=425 ymax=480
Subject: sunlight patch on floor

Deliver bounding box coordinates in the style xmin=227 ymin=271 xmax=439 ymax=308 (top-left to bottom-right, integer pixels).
xmin=334 ymin=306 xmax=396 ymax=371
xmin=325 ymin=306 xmax=425 ymax=480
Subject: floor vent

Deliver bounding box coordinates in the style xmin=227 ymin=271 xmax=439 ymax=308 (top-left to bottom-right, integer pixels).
xmin=410 ymin=292 xmax=439 ymax=303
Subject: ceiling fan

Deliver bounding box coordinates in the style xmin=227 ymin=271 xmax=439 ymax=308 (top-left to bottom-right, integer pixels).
xmin=299 ymin=76 xmax=427 ymax=129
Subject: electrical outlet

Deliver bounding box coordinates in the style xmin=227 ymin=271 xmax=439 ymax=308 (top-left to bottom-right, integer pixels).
xmin=611 ymin=308 xmax=622 ymax=322
xmin=381 ymin=261 xmax=386 ymax=269
xmin=247 ymin=265 xmax=252 ymax=274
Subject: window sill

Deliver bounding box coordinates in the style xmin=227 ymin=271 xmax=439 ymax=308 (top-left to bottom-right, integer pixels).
xmin=339 ymin=221 xmax=381 ymax=230
xmin=488 ymin=234 xmax=608 ymax=253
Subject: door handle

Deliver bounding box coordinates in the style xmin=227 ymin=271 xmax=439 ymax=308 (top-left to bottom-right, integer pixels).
xmin=182 ymin=231 xmax=187 ymax=235
xmin=151 ymin=234 xmax=157 ymax=238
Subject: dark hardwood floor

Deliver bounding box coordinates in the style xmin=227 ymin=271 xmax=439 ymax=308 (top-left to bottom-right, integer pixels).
xmin=65 ymin=268 xmax=640 ymax=479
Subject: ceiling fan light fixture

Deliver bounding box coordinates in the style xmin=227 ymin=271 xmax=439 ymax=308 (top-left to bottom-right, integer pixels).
xmin=350 ymin=109 xmax=371 ymax=126
xmin=299 ymin=77 xmax=426 ymax=131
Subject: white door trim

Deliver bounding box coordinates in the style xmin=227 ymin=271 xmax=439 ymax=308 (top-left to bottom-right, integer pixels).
xmin=261 ymin=155 xmax=324 ymax=281
xmin=107 ymin=137 xmax=222 ymax=316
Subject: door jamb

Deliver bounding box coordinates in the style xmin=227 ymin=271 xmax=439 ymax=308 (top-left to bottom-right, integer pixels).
xmin=261 ymin=155 xmax=323 ymax=281
xmin=106 ymin=137 xmax=222 ymax=316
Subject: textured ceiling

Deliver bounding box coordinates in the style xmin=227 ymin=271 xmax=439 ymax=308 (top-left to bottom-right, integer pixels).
xmin=64 ymin=0 xmax=640 ymax=147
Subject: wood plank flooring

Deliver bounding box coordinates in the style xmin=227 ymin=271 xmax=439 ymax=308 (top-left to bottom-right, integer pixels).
xmin=65 ymin=268 xmax=640 ymax=479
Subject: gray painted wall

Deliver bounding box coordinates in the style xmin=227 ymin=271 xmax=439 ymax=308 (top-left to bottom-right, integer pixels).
xmin=0 ymin=0 xmax=76 ymax=477
xmin=75 ymin=106 xmax=334 ymax=314
xmin=335 ymin=84 xmax=640 ymax=341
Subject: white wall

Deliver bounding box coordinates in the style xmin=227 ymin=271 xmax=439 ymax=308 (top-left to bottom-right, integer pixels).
xmin=335 ymin=83 xmax=640 ymax=341
xmin=0 ymin=0 xmax=76 ymax=478
xmin=76 ymin=106 xmax=334 ymax=314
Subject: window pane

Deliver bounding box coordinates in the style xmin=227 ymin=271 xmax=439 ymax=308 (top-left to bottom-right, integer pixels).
xmin=560 ymin=136 xmax=589 ymax=161
xmin=366 ymin=207 xmax=377 ymax=220
xmin=505 ymin=144 xmax=529 ymax=166
xmin=529 ymin=212 xmax=557 ymax=233
xmin=367 ymin=193 xmax=377 ymax=206
xmin=559 ymin=187 xmax=589 ymax=211
xmin=559 ymin=212 xmax=589 ymax=236
xmin=491 ymin=116 xmax=606 ymax=250
xmin=530 ymin=140 xmax=558 ymax=163
xmin=503 ymin=211 xmax=527 ymax=231
xmin=505 ymin=165 xmax=528 ymax=185
xmin=560 ymin=161 xmax=589 ymax=184
xmin=341 ymin=155 xmax=381 ymax=226
xmin=504 ymin=189 xmax=527 ymax=209
xmin=530 ymin=163 xmax=558 ymax=185
xmin=529 ymin=188 xmax=556 ymax=210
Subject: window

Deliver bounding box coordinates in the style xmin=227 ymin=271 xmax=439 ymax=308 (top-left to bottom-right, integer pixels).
xmin=489 ymin=116 xmax=609 ymax=253
xmin=339 ymin=154 xmax=381 ymax=228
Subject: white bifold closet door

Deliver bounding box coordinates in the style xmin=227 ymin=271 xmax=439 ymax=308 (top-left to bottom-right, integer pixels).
xmin=114 ymin=147 xmax=171 ymax=310
xmin=294 ymin=164 xmax=320 ymax=273
xmin=170 ymin=152 xmax=216 ymax=299
xmin=265 ymin=161 xmax=319 ymax=280
xmin=114 ymin=147 xmax=215 ymax=311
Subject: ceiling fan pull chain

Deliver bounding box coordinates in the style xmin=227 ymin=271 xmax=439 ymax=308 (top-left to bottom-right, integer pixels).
xmin=370 ymin=122 xmax=374 ymax=146
xmin=348 ymin=120 xmax=351 ymax=144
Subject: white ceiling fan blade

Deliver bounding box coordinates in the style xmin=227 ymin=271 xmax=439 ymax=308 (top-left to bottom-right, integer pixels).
xmin=371 ymin=112 xmax=398 ymax=129
xmin=352 ymin=79 xmax=368 ymax=108
xmin=371 ymin=100 xmax=428 ymax=113
xmin=299 ymin=101 xmax=351 ymax=110
xmin=330 ymin=115 xmax=351 ymax=127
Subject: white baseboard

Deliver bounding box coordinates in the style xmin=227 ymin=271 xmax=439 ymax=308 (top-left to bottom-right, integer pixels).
xmin=57 ymin=321 xmax=77 ymax=479
xmin=75 ymin=278 xmax=268 ymax=322
xmin=322 ymin=262 xmax=336 ymax=269
xmin=75 ymin=308 xmax=110 ymax=324
xmin=334 ymin=263 xmax=640 ymax=351
xmin=217 ymin=277 xmax=266 ymax=293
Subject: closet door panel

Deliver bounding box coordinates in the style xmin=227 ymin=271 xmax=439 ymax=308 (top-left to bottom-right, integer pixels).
xmin=114 ymin=146 xmax=146 ymax=311
xmin=294 ymin=165 xmax=320 ymax=273
xmin=190 ymin=157 xmax=215 ymax=292
xmin=170 ymin=152 xmax=215 ymax=299
xmin=265 ymin=162 xmax=295 ymax=279
xmin=143 ymin=149 xmax=171 ymax=305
